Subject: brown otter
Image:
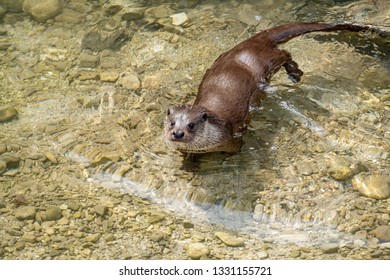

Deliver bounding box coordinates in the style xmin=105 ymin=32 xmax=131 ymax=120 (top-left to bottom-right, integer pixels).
xmin=165 ymin=23 xmax=366 ymax=155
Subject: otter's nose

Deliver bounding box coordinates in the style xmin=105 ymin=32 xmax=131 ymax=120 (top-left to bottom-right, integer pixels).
xmin=172 ymin=130 xmax=185 ymax=139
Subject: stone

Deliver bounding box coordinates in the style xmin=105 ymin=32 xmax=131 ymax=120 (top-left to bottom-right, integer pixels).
xmin=236 ymin=4 xmax=261 ymax=26
xmin=14 ymin=206 xmax=36 ymax=220
xmin=85 ymin=233 xmax=101 ymax=243
xmin=22 ymin=234 xmax=37 ymax=243
xmin=328 ymin=157 xmax=353 ymax=181
xmin=0 ymin=105 xmax=18 ymax=122
xmin=352 ymin=174 xmax=390 ymax=199
xmin=256 ymin=251 xmax=269 ymax=259
xmin=146 ymin=5 xmax=171 ymax=19
xmin=320 ymin=243 xmax=339 ymax=253
xmin=215 ymin=231 xmax=245 ymax=247
xmin=44 ymin=206 xmax=62 ymax=221
xmin=79 ymin=53 xmax=100 ymax=68
xmin=0 ymin=153 xmax=21 ymax=168
xmin=0 ymin=160 xmax=6 ymax=174
xmin=118 ymin=73 xmax=141 ymax=90
xmin=187 ymin=243 xmax=209 ymax=260
xmin=100 ymin=71 xmax=119 ymax=82
xmin=149 ymin=230 xmax=165 ymax=242
xmin=4 ymin=0 xmax=24 ymax=13
xmin=371 ymin=226 xmax=390 ymax=242
xmin=142 ymin=75 xmax=160 ymax=89
xmin=94 ymin=204 xmax=107 ymax=216
xmin=44 ymin=151 xmax=58 ymax=164
xmin=170 ymin=12 xmax=189 ymax=26
xmin=23 ymin=0 xmax=63 ymax=23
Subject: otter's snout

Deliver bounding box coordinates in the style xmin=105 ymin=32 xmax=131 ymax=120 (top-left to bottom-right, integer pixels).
xmin=172 ymin=130 xmax=185 ymax=140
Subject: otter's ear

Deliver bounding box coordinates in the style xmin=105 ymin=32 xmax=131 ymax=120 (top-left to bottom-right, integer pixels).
xmin=202 ymin=113 xmax=208 ymax=121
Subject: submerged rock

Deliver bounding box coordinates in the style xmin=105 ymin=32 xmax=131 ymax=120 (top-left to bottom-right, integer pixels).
xmin=23 ymin=0 xmax=63 ymax=23
xmin=0 ymin=106 xmax=18 ymax=122
xmin=187 ymin=243 xmax=209 ymax=260
xmin=215 ymin=231 xmax=244 ymax=247
xmin=371 ymin=226 xmax=390 ymax=242
xmin=352 ymin=173 xmax=390 ymax=199
xmin=14 ymin=206 xmax=36 ymax=220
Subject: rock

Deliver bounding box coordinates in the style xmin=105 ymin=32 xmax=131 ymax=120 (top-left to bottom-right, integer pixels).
xmin=183 ymin=221 xmax=194 ymax=228
xmin=79 ymin=53 xmax=100 ymax=68
xmin=55 ymin=8 xmax=84 ymax=24
xmin=23 ymin=0 xmax=63 ymax=23
xmin=371 ymin=226 xmax=390 ymax=242
xmin=149 ymin=230 xmax=165 ymax=242
xmin=94 ymin=204 xmax=107 ymax=216
xmin=352 ymin=173 xmax=390 ymax=199
xmin=215 ymin=231 xmax=245 ymax=247
xmin=14 ymin=206 xmax=36 ymax=220
xmin=256 ymin=251 xmax=269 ymax=259
xmin=0 ymin=160 xmax=6 ymax=174
xmin=146 ymin=5 xmax=172 ymax=19
xmin=44 ymin=206 xmax=62 ymax=221
xmin=100 ymin=71 xmax=119 ymax=82
xmin=22 ymin=234 xmax=37 ymax=243
xmin=320 ymin=243 xmax=339 ymax=253
xmin=142 ymin=75 xmax=160 ymax=89
xmin=84 ymin=233 xmax=101 ymax=243
xmin=170 ymin=12 xmax=189 ymax=26
xmin=121 ymin=7 xmax=145 ymax=21
xmin=236 ymin=4 xmax=261 ymax=26
xmin=187 ymin=243 xmax=209 ymax=260
xmin=44 ymin=151 xmax=58 ymax=164
xmin=328 ymin=157 xmax=354 ymax=181
xmin=118 ymin=73 xmax=141 ymax=90
xmin=4 ymin=0 xmax=24 ymax=13
xmin=0 ymin=105 xmax=18 ymax=122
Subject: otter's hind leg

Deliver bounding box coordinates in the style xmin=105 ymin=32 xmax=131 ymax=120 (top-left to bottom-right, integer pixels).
xmin=283 ymin=59 xmax=303 ymax=83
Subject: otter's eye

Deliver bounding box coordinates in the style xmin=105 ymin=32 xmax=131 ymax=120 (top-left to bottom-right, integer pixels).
xmin=170 ymin=120 xmax=175 ymax=126
xmin=187 ymin=123 xmax=195 ymax=130
xmin=202 ymin=113 xmax=208 ymax=121
xmin=167 ymin=109 xmax=171 ymax=116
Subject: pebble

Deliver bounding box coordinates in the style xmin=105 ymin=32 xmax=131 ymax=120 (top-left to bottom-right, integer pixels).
xmin=0 ymin=105 xmax=18 ymax=122
xmin=0 ymin=160 xmax=6 ymax=174
xmin=14 ymin=206 xmax=36 ymax=220
xmin=236 ymin=4 xmax=261 ymax=26
xmin=170 ymin=12 xmax=189 ymax=26
xmin=215 ymin=231 xmax=245 ymax=247
xmin=118 ymin=73 xmax=141 ymax=90
xmin=149 ymin=230 xmax=165 ymax=242
xmin=370 ymin=226 xmax=390 ymax=242
xmin=79 ymin=53 xmax=100 ymax=68
xmin=320 ymin=243 xmax=339 ymax=254
xmin=142 ymin=75 xmax=160 ymax=90
xmin=187 ymin=243 xmax=209 ymax=260
xmin=85 ymin=233 xmax=101 ymax=243
xmin=44 ymin=206 xmax=62 ymax=221
xmin=100 ymin=72 xmax=119 ymax=82
xmin=328 ymin=157 xmax=353 ymax=181
xmin=4 ymin=0 xmax=24 ymax=13
xmin=256 ymin=251 xmax=269 ymax=259
xmin=23 ymin=0 xmax=63 ymax=23
xmin=94 ymin=204 xmax=107 ymax=216
xmin=0 ymin=153 xmax=21 ymax=168
xmin=44 ymin=151 xmax=58 ymax=164
xmin=352 ymin=173 xmax=390 ymax=199
xmin=22 ymin=234 xmax=37 ymax=243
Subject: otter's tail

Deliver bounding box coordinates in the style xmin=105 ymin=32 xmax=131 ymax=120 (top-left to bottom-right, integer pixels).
xmin=261 ymin=22 xmax=367 ymax=45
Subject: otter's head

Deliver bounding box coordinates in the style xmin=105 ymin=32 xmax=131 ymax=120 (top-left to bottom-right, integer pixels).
xmin=164 ymin=105 xmax=233 ymax=153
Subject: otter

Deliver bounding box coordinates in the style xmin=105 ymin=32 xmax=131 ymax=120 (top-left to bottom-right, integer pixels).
xmin=165 ymin=23 xmax=366 ymax=155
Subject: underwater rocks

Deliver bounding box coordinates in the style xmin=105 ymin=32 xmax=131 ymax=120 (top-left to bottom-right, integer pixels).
xmin=23 ymin=0 xmax=63 ymax=23
xmin=0 ymin=106 xmax=18 ymax=123
xmin=352 ymin=173 xmax=390 ymax=199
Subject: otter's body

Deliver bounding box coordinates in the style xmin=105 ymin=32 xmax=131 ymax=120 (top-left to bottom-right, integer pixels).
xmin=165 ymin=23 xmax=366 ymax=154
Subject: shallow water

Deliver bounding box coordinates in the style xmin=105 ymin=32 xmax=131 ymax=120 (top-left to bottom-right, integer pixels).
xmin=0 ymin=0 xmax=389 ymax=259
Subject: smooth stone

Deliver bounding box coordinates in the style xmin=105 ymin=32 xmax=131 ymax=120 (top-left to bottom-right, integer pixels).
xmin=0 ymin=153 xmax=21 ymax=168
xmin=236 ymin=3 xmax=261 ymax=26
xmin=44 ymin=206 xmax=62 ymax=221
xmin=187 ymin=243 xmax=209 ymax=260
xmin=84 ymin=233 xmax=101 ymax=243
xmin=44 ymin=151 xmax=58 ymax=164
xmin=328 ymin=157 xmax=353 ymax=181
xmin=118 ymin=73 xmax=141 ymax=90
xmin=149 ymin=230 xmax=165 ymax=242
xmin=94 ymin=204 xmax=107 ymax=216
xmin=215 ymin=231 xmax=244 ymax=247
xmin=4 ymin=0 xmax=24 ymax=12
xmin=79 ymin=53 xmax=99 ymax=68
xmin=22 ymin=234 xmax=37 ymax=243
xmin=14 ymin=206 xmax=36 ymax=220
xmin=0 ymin=160 xmax=6 ymax=174
xmin=371 ymin=226 xmax=390 ymax=242
xmin=146 ymin=4 xmax=171 ymax=19
xmin=100 ymin=71 xmax=119 ymax=82
xmin=0 ymin=106 xmax=18 ymax=122
xmin=23 ymin=0 xmax=63 ymax=23
xmin=170 ymin=12 xmax=188 ymax=26
xmin=320 ymin=243 xmax=339 ymax=253
xmin=352 ymin=174 xmax=390 ymax=199
xmin=256 ymin=251 xmax=269 ymax=259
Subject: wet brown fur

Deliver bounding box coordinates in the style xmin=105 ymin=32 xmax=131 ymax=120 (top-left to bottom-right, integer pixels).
xmin=165 ymin=23 xmax=366 ymax=155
